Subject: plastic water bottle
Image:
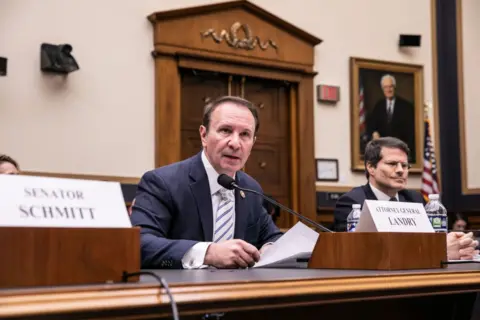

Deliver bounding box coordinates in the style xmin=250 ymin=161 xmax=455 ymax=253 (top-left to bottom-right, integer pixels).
xmin=347 ymin=204 xmax=362 ymax=232
xmin=424 ymin=194 xmax=448 ymax=233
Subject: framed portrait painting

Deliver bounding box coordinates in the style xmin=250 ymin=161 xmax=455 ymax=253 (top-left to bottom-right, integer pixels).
xmin=350 ymin=57 xmax=424 ymax=172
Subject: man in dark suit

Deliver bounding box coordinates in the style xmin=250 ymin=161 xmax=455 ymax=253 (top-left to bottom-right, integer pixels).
xmin=131 ymin=96 xmax=282 ymax=269
xmin=334 ymin=136 xmax=420 ymax=232
xmin=367 ymin=74 xmax=415 ymax=161
xmin=333 ymin=137 xmax=478 ymax=260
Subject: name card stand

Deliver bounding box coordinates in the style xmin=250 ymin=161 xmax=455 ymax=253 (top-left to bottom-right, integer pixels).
xmin=308 ymin=232 xmax=447 ymax=270
xmin=0 ymin=226 xmax=140 ymax=288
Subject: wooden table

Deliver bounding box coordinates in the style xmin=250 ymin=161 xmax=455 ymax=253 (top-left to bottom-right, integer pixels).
xmin=1 ymin=265 xmax=480 ymax=319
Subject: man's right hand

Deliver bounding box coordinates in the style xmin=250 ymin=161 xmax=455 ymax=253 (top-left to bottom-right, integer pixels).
xmin=204 ymin=240 xmax=261 ymax=268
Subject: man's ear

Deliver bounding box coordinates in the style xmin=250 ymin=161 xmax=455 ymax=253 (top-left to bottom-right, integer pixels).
xmin=199 ymin=125 xmax=208 ymax=147
xmin=253 ymin=136 xmax=256 ymax=146
xmin=366 ymin=162 xmax=376 ymax=176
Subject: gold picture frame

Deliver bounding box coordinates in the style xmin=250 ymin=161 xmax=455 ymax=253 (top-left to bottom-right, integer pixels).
xmin=350 ymin=57 xmax=424 ymax=172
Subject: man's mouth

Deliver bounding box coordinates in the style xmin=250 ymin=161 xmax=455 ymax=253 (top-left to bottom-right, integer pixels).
xmin=224 ymin=155 xmax=240 ymax=160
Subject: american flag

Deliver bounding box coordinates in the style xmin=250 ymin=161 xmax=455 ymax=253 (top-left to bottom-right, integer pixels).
xmin=421 ymin=119 xmax=440 ymax=201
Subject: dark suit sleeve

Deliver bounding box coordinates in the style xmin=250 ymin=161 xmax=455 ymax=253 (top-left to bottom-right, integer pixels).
xmin=333 ymin=194 xmax=357 ymax=232
xmin=256 ymin=205 xmax=283 ymax=246
xmin=130 ymin=171 xmax=198 ymax=269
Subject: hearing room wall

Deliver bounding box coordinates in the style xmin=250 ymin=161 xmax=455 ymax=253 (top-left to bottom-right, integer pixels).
xmin=0 ymin=0 xmax=435 ymax=189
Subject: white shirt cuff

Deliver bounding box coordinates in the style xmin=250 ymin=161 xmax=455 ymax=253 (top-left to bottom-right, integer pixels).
xmin=181 ymin=242 xmax=212 ymax=269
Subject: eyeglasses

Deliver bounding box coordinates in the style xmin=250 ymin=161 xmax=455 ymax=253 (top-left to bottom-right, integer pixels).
xmin=383 ymin=161 xmax=411 ymax=170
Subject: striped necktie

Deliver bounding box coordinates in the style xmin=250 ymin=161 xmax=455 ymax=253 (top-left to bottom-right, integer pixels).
xmin=213 ymin=188 xmax=234 ymax=243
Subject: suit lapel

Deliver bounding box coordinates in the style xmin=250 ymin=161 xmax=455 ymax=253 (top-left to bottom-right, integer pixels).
xmin=234 ymin=173 xmax=248 ymax=239
xmin=189 ymin=153 xmax=214 ymax=241
xmin=363 ymin=184 xmax=378 ymax=200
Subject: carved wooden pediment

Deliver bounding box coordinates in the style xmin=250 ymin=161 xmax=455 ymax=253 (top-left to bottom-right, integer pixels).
xmin=148 ymin=0 xmax=322 ymax=71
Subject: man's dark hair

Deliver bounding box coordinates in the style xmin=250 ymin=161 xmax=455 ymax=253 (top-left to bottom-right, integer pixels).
xmin=449 ymin=212 xmax=469 ymax=230
xmin=202 ymin=96 xmax=260 ymax=134
xmin=364 ymin=137 xmax=410 ymax=179
xmin=0 ymin=154 xmax=19 ymax=170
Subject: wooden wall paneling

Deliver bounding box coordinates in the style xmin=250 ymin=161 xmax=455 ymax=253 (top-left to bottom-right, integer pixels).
xmin=297 ymin=77 xmax=317 ymax=224
xmin=154 ymin=55 xmax=181 ymax=167
xmin=289 ymin=85 xmax=299 ymax=225
xmin=177 ymin=57 xmax=304 ymax=83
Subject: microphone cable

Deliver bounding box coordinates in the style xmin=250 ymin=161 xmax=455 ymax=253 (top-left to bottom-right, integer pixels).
xmin=122 ymin=271 xmax=179 ymax=320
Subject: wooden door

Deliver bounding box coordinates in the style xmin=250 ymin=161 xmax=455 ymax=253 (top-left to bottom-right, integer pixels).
xmin=180 ymin=68 xmax=230 ymax=159
xmin=242 ymin=76 xmax=291 ymax=228
xmin=180 ymin=69 xmax=292 ymax=229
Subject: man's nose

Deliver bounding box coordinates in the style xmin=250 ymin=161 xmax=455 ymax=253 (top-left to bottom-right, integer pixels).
xmin=228 ymin=134 xmax=240 ymax=149
xmin=394 ymin=163 xmax=405 ymax=174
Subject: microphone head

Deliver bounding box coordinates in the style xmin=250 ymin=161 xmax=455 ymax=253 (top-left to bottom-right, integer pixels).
xmin=217 ymin=174 xmax=235 ymax=190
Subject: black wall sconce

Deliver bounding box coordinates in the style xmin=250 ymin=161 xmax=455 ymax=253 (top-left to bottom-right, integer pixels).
xmin=0 ymin=57 xmax=7 ymax=76
xmin=40 ymin=43 xmax=79 ymax=74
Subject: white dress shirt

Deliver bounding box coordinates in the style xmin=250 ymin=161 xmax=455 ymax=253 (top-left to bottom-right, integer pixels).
xmin=369 ymin=183 xmax=398 ymax=201
xmin=181 ymin=151 xmax=236 ymax=269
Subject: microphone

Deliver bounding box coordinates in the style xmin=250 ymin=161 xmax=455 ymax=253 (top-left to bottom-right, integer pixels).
xmin=217 ymin=174 xmax=333 ymax=233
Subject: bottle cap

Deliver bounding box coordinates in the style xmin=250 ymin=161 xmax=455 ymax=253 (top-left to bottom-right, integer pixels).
xmin=428 ymin=194 xmax=440 ymax=200
xmin=352 ymin=204 xmax=361 ymax=209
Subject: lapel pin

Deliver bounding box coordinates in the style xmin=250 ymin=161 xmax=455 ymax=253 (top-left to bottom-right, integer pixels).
xmin=240 ymin=190 xmax=246 ymax=199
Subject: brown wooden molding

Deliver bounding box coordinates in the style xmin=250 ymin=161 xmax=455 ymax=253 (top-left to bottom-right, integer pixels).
xmin=177 ymin=56 xmax=306 ymax=82
xmin=147 ymin=1 xmax=322 ymax=46
xmin=316 ymin=185 xmax=352 ymax=193
xmin=289 ymin=85 xmax=299 ymax=225
xmin=21 ymin=171 xmax=140 ymax=185
xmin=316 ymin=185 xmax=422 ymax=194
xmin=2 ymin=271 xmax=480 ymax=318
xmin=153 ymin=44 xmax=317 ymax=75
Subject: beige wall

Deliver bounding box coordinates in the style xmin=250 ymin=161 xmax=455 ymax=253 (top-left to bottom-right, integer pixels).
xmin=0 ymin=0 xmax=434 ymax=188
xmin=460 ymin=0 xmax=480 ymax=189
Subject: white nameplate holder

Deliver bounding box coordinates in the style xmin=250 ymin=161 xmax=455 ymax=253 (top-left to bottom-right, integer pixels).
xmin=0 ymin=175 xmax=131 ymax=228
xmin=356 ymin=200 xmax=434 ymax=232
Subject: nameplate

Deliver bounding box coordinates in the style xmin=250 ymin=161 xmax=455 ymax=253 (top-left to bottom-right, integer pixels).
xmin=0 ymin=175 xmax=131 ymax=228
xmin=356 ymin=200 xmax=434 ymax=232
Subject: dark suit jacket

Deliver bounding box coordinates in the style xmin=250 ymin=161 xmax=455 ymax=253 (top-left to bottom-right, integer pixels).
xmin=130 ymin=152 xmax=283 ymax=269
xmin=367 ymin=96 xmax=416 ymax=160
xmin=333 ymin=184 xmax=425 ymax=232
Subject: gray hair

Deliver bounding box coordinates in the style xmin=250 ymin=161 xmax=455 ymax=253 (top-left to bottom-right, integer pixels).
xmin=380 ymin=74 xmax=396 ymax=88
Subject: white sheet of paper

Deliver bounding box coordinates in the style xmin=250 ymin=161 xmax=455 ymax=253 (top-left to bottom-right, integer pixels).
xmin=253 ymin=222 xmax=319 ymax=268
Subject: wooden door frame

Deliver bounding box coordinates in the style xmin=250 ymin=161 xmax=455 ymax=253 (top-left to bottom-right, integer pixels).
xmin=149 ymin=1 xmax=321 ymax=226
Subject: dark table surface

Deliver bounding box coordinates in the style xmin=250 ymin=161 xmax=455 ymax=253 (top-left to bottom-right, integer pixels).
xmin=140 ymin=263 xmax=480 ymax=285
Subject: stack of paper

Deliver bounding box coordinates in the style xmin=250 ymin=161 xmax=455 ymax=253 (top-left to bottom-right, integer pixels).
xmin=253 ymin=222 xmax=319 ymax=268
